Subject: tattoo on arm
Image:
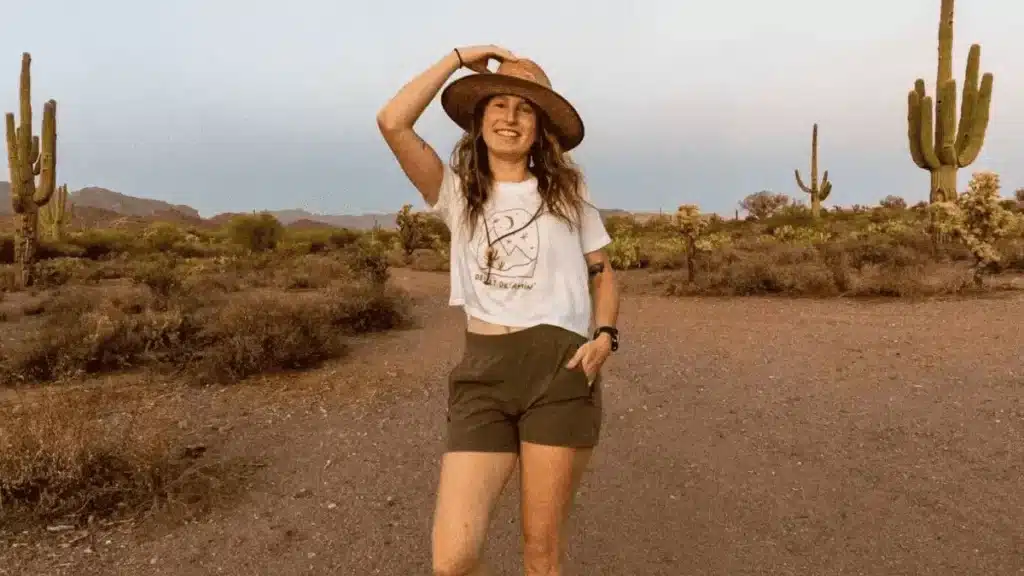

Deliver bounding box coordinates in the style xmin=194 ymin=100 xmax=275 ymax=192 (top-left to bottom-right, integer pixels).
xmin=588 ymin=262 xmax=605 ymax=278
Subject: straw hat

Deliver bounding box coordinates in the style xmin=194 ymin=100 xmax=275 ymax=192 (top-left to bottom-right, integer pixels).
xmin=440 ymin=58 xmax=585 ymax=151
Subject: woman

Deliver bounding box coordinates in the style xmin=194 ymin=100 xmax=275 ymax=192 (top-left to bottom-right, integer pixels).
xmin=376 ymin=44 xmax=620 ymax=576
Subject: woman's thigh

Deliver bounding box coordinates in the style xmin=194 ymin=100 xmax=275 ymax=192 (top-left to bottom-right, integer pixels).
xmin=519 ymin=443 xmax=594 ymax=554
xmin=431 ymin=451 xmax=519 ymax=570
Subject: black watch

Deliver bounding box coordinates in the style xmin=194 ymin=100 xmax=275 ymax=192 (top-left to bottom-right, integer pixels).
xmin=593 ymin=326 xmax=619 ymax=352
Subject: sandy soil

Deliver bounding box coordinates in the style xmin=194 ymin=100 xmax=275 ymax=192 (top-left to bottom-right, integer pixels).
xmin=3 ymin=269 xmax=1022 ymax=575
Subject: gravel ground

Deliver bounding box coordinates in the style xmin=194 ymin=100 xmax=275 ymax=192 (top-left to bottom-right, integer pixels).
xmin=3 ymin=270 xmax=1022 ymax=575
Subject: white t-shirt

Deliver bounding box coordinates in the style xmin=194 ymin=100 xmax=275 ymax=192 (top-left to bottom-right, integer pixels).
xmin=428 ymin=165 xmax=612 ymax=339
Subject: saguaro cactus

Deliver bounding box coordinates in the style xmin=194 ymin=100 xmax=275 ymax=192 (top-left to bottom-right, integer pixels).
xmin=5 ymin=52 xmax=58 ymax=287
xmin=906 ymin=0 xmax=993 ymax=203
xmin=39 ymin=183 xmax=71 ymax=241
xmin=794 ymin=123 xmax=832 ymax=219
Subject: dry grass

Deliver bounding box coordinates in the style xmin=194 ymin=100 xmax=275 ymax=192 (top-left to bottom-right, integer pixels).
xmin=0 ymin=252 xmax=411 ymax=386
xmin=0 ymin=382 xmax=250 ymax=530
xmin=0 ymin=222 xmax=414 ymax=528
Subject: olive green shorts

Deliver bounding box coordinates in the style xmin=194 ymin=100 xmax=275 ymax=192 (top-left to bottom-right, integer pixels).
xmin=445 ymin=323 xmax=603 ymax=453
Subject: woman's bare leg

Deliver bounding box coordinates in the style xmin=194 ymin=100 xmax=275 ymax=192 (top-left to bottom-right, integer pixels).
xmin=432 ymin=451 xmax=519 ymax=576
xmin=518 ymin=443 xmax=593 ymax=576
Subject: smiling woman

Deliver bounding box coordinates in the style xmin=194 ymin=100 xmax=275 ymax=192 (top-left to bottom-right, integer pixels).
xmin=376 ymin=45 xmax=620 ymax=576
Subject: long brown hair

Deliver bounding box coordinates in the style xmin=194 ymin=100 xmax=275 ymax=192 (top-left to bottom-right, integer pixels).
xmin=448 ymin=98 xmax=586 ymax=239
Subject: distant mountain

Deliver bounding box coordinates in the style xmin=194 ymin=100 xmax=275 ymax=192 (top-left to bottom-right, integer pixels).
xmin=0 ymin=180 xmax=658 ymax=231
xmin=262 ymin=209 xmax=398 ymax=230
xmin=0 ymin=182 xmax=201 ymax=221
xmin=72 ymin=187 xmax=202 ymax=221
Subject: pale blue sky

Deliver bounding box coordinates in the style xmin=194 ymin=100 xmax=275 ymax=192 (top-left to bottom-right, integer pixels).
xmin=2 ymin=0 xmax=1022 ymax=217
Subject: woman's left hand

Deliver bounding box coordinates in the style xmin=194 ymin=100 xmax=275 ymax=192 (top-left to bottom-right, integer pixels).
xmin=565 ymin=335 xmax=612 ymax=386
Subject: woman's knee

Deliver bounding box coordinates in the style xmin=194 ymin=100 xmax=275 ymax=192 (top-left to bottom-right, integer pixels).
xmin=432 ymin=548 xmax=482 ymax=576
xmin=523 ymin=530 xmax=560 ymax=574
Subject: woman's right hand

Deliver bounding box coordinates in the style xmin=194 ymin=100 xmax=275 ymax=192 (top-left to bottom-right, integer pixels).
xmin=455 ymin=45 xmax=518 ymax=74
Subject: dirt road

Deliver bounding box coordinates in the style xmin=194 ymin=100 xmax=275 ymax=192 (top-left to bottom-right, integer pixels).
xmin=4 ymin=270 xmax=1023 ymax=575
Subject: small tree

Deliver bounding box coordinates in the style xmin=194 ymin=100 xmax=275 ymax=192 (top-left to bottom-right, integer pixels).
xmin=675 ymin=204 xmax=709 ymax=283
xmin=927 ymin=171 xmax=1016 ymax=285
xmin=740 ymin=191 xmax=790 ymax=220
xmin=227 ymin=212 xmax=283 ymax=252
xmin=880 ymin=195 xmax=908 ymax=210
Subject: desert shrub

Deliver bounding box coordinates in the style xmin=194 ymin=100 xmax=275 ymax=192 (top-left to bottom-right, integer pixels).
xmin=127 ymin=254 xmax=184 ymax=297
xmin=0 ymin=391 xmax=181 ymax=525
xmin=408 ymin=248 xmax=449 ymax=272
xmin=347 ymin=236 xmax=392 ymax=285
xmin=143 ymin=221 xmax=187 ymax=251
xmin=186 ymin=292 xmax=347 ymax=384
xmin=64 ymin=229 xmax=137 ymax=259
xmin=0 ymin=385 xmax=249 ymax=528
xmin=0 ymin=262 xmax=412 ymax=385
xmin=325 ymin=228 xmax=362 ymax=249
xmin=662 ymin=232 xmax=973 ymax=298
xmin=34 ymin=257 xmax=91 ymax=288
xmin=640 ymin=237 xmax=687 ymax=270
xmin=226 ymin=213 xmax=284 ymax=252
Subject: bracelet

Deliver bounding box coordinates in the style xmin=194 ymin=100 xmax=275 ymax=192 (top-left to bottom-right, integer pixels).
xmin=453 ymin=48 xmax=464 ymax=68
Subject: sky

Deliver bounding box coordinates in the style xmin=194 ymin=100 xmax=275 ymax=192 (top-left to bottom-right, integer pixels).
xmin=1 ymin=0 xmax=1022 ymax=217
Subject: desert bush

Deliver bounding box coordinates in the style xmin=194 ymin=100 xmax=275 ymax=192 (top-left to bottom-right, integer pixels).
xmin=226 ymin=213 xmax=284 ymax=252
xmin=663 ymin=234 xmax=972 ymax=298
xmin=34 ymin=257 xmax=91 ymax=288
xmin=347 ymin=236 xmax=392 ymax=285
xmin=0 ymin=389 xmax=199 ymax=526
xmin=0 ymin=259 xmax=412 ymax=385
xmin=408 ymin=248 xmax=449 ymax=272
xmin=62 ymin=229 xmax=137 ymax=259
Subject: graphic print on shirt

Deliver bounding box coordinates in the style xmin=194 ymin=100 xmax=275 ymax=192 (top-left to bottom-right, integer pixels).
xmin=471 ymin=207 xmax=540 ymax=288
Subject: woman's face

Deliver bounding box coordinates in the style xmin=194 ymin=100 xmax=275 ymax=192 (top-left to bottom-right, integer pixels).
xmin=479 ymin=94 xmax=537 ymax=159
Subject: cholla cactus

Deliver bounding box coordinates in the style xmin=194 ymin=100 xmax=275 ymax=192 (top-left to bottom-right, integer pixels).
xmin=395 ymin=203 xmax=425 ymax=256
xmin=927 ymin=171 xmax=1015 ymax=284
xmin=675 ymin=204 xmax=709 ymax=283
xmin=606 ymin=232 xmax=641 ymax=270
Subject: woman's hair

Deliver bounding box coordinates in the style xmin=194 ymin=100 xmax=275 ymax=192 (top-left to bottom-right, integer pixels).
xmin=449 ymin=98 xmax=586 ymax=239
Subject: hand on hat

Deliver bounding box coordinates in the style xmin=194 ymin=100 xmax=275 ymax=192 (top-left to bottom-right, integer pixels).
xmin=455 ymin=45 xmax=518 ymax=74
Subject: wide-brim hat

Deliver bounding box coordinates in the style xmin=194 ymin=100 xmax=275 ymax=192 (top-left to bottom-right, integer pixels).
xmin=440 ymin=58 xmax=585 ymax=151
